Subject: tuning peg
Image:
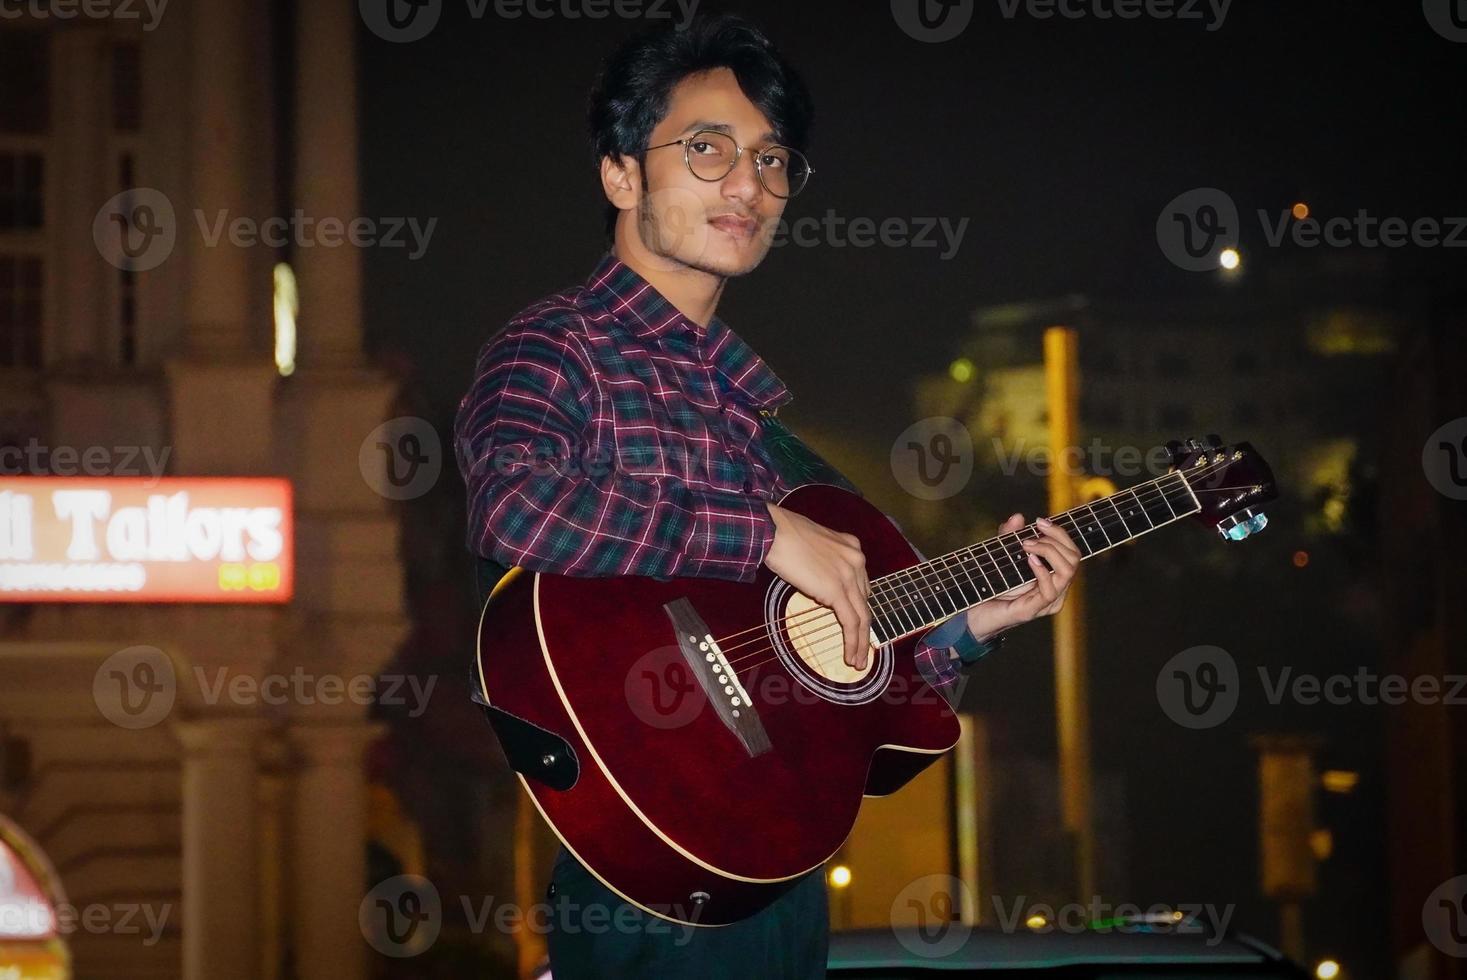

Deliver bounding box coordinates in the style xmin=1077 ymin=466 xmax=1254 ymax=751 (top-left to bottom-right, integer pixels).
xmin=1217 ymin=508 xmax=1269 ymax=542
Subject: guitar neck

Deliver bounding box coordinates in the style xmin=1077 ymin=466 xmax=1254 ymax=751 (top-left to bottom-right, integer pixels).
xmin=870 ymin=469 xmax=1203 ymax=644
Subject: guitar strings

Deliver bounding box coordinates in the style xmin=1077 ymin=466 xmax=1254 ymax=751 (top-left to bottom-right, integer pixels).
xmin=714 ymin=465 xmax=1214 ymax=672
xmin=734 ymin=468 xmax=1252 ymax=679
xmin=712 ymin=457 xmax=1243 ymax=679
xmin=714 ymin=460 xmax=1221 ymax=658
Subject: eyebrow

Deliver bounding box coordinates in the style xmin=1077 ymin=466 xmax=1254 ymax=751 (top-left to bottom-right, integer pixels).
xmin=676 ymin=119 xmax=781 ymax=145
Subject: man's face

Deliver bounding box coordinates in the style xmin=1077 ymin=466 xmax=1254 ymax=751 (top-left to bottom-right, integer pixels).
xmin=633 ymin=67 xmax=790 ymax=278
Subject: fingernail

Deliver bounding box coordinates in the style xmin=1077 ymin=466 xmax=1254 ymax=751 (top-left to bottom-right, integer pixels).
xmin=1037 ymin=517 xmax=1051 ymax=527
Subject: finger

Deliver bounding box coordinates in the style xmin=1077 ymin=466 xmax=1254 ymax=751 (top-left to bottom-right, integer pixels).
xmin=999 ymin=513 xmax=1025 ymax=534
xmin=851 ymin=585 xmax=873 ymax=670
xmin=1036 ymin=517 xmax=1081 ymax=560
xmin=834 ymin=597 xmax=861 ymax=669
xmin=1023 ymin=538 xmax=1076 ymax=577
xmin=1028 ymin=553 xmax=1059 ymax=604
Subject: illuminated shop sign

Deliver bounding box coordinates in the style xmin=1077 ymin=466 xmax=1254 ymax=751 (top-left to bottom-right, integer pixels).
xmin=0 ymin=478 xmax=293 ymax=603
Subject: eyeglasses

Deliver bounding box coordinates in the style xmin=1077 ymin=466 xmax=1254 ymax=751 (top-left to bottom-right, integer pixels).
xmin=642 ymin=129 xmax=813 ymax=199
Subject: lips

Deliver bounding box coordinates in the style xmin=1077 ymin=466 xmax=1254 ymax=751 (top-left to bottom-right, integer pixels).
xmin=708 ymin=214 xmax=759 ymax=240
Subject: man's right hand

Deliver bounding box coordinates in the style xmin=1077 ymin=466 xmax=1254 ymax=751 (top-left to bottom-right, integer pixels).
xmin=763 ymin=502 xmax=873 ymax=670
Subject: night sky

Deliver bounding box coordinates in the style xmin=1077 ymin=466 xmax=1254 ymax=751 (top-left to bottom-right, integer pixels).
xmin=359 ymin=0 xmax=1463 ymax=435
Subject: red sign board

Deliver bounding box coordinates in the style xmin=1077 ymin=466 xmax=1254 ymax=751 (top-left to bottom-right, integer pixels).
xmin=0 ymin=477 xmax=293 ymax=603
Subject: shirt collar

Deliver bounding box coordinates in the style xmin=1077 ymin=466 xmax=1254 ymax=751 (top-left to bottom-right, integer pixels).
xmin=583 ymin=252 xmax=793 ymax=411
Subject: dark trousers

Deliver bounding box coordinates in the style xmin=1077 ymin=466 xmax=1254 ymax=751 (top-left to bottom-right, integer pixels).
xmin=543 ymin=847 xmax=829 ymax=979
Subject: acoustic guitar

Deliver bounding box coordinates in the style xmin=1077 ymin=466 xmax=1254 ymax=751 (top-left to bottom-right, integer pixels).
xmin=473 ymin=437 xmax=1276 ymax=926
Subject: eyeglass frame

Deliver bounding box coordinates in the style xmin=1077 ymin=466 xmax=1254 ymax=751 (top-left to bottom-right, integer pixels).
xmin=641 ymin=128 xmax=813 ymax=199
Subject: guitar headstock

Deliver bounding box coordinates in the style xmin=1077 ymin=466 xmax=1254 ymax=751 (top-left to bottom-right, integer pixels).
xmin=1167 ymin=435 xmax=1278 ymax=542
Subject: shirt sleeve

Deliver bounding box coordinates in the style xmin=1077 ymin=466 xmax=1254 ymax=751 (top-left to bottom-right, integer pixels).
xmin=453 ymin=317 xmax=776 ymax=582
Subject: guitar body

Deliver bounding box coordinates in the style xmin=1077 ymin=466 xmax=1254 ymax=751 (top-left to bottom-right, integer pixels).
xmin=475 ymin=483 xmax=962 ymax=926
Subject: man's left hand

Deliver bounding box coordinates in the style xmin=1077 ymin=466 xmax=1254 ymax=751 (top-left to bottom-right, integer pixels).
xmin=964 ymin=513 xmax=1081 ymax=641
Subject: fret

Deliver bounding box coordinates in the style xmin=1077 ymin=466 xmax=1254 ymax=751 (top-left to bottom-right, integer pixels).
xmin=1082 ymin=501 xmax=1114 ymax=549
xmin=956 ymin=547 xmax=998 ymax=602
xmin=1116 ymin=486 xmax=1157 ymax=533
xmin=1135 ymin=477 xmax=1179 ymax=526
xmin=1054 ymin=512 xmax=1094 ymax=557
xmin=940 ymin=552 xmax=983 ymax=610
xmin=979 ymin=536 xmax=1021 ymax=592
xmin=903 ymin=565 xmax=946 ymax=625
xmin=1000 ymin=533 xmax=1038 ymax=589
xmin=915 ymin=560 xmax=958 ymax=619
xmin=1095 ymin=495 xmax=1133 ymax=541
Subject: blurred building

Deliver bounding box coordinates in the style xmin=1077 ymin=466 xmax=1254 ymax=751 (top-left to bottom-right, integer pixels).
xmin=0 ymin=4 xmax=407 ymax=979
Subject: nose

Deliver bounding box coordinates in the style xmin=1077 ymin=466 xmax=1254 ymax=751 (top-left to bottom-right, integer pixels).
xmin=721 ymin=148 xmax=763 ymax=207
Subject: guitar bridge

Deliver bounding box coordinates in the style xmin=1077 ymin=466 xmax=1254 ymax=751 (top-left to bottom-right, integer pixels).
xmin=663 ymin=598 xmax=771 ymax=758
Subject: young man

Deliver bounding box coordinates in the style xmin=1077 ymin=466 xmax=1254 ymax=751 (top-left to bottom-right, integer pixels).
xmin=454 ymin=15 xmax=1079 ymax=978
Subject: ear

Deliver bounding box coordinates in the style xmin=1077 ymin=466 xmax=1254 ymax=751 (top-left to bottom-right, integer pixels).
xmin=599 ymin=153 xmax=640 ymax=212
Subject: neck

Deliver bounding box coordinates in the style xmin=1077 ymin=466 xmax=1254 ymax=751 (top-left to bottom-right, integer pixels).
xmin=868 ymin=469 xmax=1203 ymax=644
xmin=611 ymin=230 xmax=726 ymax=327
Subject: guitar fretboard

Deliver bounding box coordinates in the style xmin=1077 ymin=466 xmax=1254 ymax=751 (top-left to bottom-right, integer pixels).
xmin=869 ymin=469 xmax=1201 ymax=643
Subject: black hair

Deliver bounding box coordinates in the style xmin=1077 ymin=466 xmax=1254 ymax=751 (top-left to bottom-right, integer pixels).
xmin=587 ymin=14 xmax=814 ymax=237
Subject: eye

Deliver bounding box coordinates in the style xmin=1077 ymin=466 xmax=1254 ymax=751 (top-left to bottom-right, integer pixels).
xmin=758 ymin=152 xmax=787 ymax=170
xmin=689 ymin=139 xmax=721 ymax=156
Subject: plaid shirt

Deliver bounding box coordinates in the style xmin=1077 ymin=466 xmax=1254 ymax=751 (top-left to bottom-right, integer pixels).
xmin=454 ymin=253 xmax=988 ymax=688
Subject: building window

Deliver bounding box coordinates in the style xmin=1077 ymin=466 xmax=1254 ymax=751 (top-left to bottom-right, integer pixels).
xmin=0 ymin=153 xmax=44 ymax=230
xmin=0 ymin=255 xmax=43 ymax=368
xmin=0 ymin=33 xmax=49 ymax=134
